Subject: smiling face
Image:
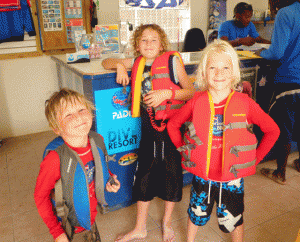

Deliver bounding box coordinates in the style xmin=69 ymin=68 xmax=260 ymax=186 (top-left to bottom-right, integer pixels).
xmin=137 ymin=28 xmax=163 ymax=62
xmin=54 ymin=98 xmax=92 ymax=141
xmin=206 ymin=52 xmax=234 ymax=93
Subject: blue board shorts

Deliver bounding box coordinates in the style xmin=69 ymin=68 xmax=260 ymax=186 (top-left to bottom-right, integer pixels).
xmin=188 ymin=176 xmax=244 ymax=233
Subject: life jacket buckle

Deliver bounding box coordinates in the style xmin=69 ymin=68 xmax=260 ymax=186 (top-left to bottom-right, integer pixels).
xmin=182 ymin=160 xmax=197 ymax=168
xmin=223 ymin=123 xmax=233 ymax=131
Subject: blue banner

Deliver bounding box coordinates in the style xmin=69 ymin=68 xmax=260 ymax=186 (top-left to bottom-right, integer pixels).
xmin=125 ymin=0 xmax=184 ymax=9
xmin=95 ymin=87 xmax=141 ymax=155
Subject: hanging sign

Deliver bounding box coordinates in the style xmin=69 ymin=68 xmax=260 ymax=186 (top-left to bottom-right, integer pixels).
xmin=125 ymin=0 xmax=184 ymax=9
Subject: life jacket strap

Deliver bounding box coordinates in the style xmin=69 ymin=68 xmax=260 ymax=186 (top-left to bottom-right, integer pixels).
xmin=184 ymin=122 xmax=203 ymax=146
xmin=154 ymin=103 xmax=185 ymax=111
xmin=151 ymin=73 xmax=170 ymax=80
xmin=229 ymin=158 xmax=257 ymax=178
xmin=230 ymin=143 xmax=258 ymax=157
xmin=223 ymin=122 xmax=254 ymax=134
xmin=223 ymin=122 xmax=247 ymax=131
xmin=55 ymin=178 xmax=74 ymax=240
xmin=177 ymin=145 xmax=197 ymax=168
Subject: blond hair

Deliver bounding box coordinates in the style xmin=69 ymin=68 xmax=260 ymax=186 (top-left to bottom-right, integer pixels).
xmin=131 ymin=24 xmax=169 ymax=57
xmin=195 ymin=39 xmax=241 ymax=91
xmin=45 ymin=88 xmax=95 ymax=131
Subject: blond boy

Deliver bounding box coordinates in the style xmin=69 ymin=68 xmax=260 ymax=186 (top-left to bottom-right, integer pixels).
xmin=34 ymin=88 xmax=120 ymax=242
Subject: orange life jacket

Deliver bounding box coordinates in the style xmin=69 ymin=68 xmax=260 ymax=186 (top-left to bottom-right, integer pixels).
xmin=179 ymin=91 xmax=258 ymax=181
xmin=131 ymin=51 xmax=185 ymax=120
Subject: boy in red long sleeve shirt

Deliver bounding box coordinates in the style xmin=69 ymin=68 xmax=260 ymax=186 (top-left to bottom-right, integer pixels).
xmin=34 ymin=88 xmax=120 ymax=242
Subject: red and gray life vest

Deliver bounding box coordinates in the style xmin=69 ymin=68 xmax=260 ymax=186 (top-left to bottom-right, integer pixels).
xmin=130 ymin=51 xmax=185 ymax=120
xmin=43 ymin=131 xmax=115 ymax=236
xmin=178 ymin=91 xmax=258 ymax=181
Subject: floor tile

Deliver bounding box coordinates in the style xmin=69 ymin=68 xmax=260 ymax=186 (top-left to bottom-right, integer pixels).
xmin=288 ymin=175 xmax=300 ymax=192
xmin=243 ymin=189 xmax=287 ymax=228
xmin=17 ymin=232 xmax=53 ymax=242
xmin=0 ymin=215 xmax=14 ymax=242
xmin=96 ymin=203 xmax=158 ymax=242
xmin=0 ymin=179 xmax=12 ymax=219
xmin=11 ymin=189 xmax=36 ymax=215
xmin=257 ymin=183 xmax=300 ymax=212
xmin=260 ymin=207 xmax=300 ymax=242
xmin=12 ymin=208 xmax=49 ymax=242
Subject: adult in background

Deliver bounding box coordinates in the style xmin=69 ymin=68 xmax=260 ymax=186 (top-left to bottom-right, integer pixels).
xmin=255 ymin=0 xmax=300 ymax=184
xmin=218 ymin=2 xmax=271 ymax=47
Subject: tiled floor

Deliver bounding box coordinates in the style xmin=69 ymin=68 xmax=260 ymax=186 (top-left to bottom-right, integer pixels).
xmin=1 ymin=131 xmax=300 ymax=242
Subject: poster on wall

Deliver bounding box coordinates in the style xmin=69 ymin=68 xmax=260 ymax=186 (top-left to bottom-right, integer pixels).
xmin=64 ymin=0 xmax=83 ymax=18
xmin=65 ymin=19 xmax=84 ymax=43
xmin=207 ymin=0 xmax=226 ymax=43
xmin=41 ymin=0 xmax=63 ymax=31
xmin=95 ymin=25 xmax=120 ymax=54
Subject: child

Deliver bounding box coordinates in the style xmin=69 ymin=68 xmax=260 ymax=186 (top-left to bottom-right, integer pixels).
xmin=167 ymin=40 xmax=280 ymax=242
xmin=34 ymin=88 xmax=121 ymax=242
xmin=218 ymin=2 xmax=271 ymax=47
xmin=102 ymin=24 xmax=195 ymax=242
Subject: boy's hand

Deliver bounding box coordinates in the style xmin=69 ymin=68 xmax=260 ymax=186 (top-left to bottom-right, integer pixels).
xmin=105 ymin=174 xmax=120 ymax=193
xmin=240 ymin=37 xmax=255 ymax=46
xmin=116 ymin=63 xmax=130 ymax=86
xmin=55 ymin=233 xmax=69 ymax=242
xmin=144 ymin=90 xmax=171 ymax=108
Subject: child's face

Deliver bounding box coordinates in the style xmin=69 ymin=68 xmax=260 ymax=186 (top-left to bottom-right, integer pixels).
xmin=206 ymin=52 xmax=233 ymax=93
xmin=54 ymin=98 xmax=92 ymax=140
xmin=137 ymin=28 xmax=163 ymax=62
xmin=236 ymin=10 xmax=253 ymax=27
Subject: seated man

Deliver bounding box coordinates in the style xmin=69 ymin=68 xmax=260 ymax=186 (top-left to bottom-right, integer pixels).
xmin=218 ymin=2 xmax=271 ymax=47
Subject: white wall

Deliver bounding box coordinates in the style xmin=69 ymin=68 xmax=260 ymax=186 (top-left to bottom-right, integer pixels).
xmin=0 ymin=0 xmax=270 ymax=139
xmin=0 ymin=56 xmax=59 ymax=139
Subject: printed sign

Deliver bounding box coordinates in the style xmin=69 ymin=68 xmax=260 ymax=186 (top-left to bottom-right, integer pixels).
xmin=208 ymin=0 xmax=226 ymax=30
xmin=95 ymin=87 xmax=141 ymax=155
xmin=64 ymin=0 xmax=83 ymax=18
xmin=65 ymin=19 xmax=84 ymax=43
xmin=95 ymin=25 xmax=120 ymax=54
xmin=125 ymin=0 xmax=184 ymax=9
xmin=41 ymin=0 xmax=62 ymax=31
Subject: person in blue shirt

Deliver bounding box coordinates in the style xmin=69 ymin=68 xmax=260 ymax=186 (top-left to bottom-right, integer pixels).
xmin=218 ymin=2 xmax=271 ymax=47
xmin=255 ymin=0 xmax=300 ymax=185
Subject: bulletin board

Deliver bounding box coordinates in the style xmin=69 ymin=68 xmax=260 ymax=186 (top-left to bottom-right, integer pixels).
xmin=35 ymin=0 xmax=91 ymax=51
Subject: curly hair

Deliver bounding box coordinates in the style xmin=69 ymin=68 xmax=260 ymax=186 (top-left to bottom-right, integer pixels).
xmin=195 ymin=39 xmax=241 ymax=91
xmin=131 ymin=24 xmax=169 ymax=57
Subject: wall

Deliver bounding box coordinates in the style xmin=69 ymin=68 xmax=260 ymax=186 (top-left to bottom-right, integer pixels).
xmin=0 ymin=0 xmax=270 ymax=139
xmin=0 ymin=56 xmax=59 ymax=139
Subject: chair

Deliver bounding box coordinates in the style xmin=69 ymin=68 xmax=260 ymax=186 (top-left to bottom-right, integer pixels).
xmin=182 ymin=28 xmax=206 ymax=52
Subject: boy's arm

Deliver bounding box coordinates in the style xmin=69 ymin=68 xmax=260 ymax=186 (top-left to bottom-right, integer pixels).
xmin=34 ymin=151 xmax=66 ymax=240
xmin=167 ymin=96 xmax=196 ymax=148
xmin=255 ymin=36 xmax=271 ymax=44
xmin=175 ymin=57 xmax=196 ymax=101
xmin=247 ymin=98 xmax=280 ymax=164
xmin=102 ymin=58 xmax=133 ymax=86
xmin=143 ymin=57 xmax=196 ymax=108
